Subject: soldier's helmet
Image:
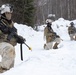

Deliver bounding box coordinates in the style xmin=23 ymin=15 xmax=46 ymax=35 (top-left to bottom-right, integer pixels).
xmin=70 ymin=22 xmax=74 ymax=26
xmin=46 ymin=19 xmax=53 ymax=24
xmin=0 ymin=4 xmax=13 ymax=14
xmin=47 ymin=14 xmax=55 ymax=21
xmin=46 ymin=14 xmax=55 ymax=24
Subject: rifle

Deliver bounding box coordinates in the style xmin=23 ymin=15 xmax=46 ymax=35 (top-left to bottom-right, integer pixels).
xmin=20 ymin=42 xmax=32 ymax=61
xmin=0 ymin=21 xmax=32 ymax=61
xmin=20 ymin=43 xmax=23 ymax=60
xmin=7 ymin=30 xmax=32 ymax=61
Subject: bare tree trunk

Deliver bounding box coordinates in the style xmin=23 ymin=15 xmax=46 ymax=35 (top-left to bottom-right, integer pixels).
xmin=67 ymin=0 xmax=70 ymax=19
xmin=60 ymin=0 xmax=62 ymax=17
xmin=41 ymin=6 xmax=45 ymax=24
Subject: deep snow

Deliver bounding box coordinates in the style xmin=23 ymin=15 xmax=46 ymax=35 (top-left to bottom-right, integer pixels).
xmin=1 ymin=18 xmax=76 ymax=75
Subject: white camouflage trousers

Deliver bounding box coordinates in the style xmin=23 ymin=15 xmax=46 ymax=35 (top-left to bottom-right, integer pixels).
xmin=0 ymin=42 xmax=15 ymax=70
xmin=69 ymin=33 xmax=76 ymax=40
xmin=44 ymin=38 xmax=61 ymax=50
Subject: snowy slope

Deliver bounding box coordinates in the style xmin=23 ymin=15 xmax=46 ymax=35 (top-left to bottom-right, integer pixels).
xmin=1 ymin=19 xmax=76 ymax=75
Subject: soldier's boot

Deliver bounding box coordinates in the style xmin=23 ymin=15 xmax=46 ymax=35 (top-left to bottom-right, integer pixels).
xmin=0 ymin=67 xmax=3 ymax=73
xmin=0 ymin=63 xmax=8 ymax=73
xmin=74 ymin=36 xmax=76 ymax=41
xmin=53 ymin=42 xmax=59 ymax=49
xmin=70 ymin=36 xmax=74 ymax=40
xmin=0 ymin=67 xmax=8 ymax=73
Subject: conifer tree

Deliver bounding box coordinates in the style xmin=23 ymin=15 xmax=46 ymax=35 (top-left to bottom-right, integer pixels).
xmin=1 ymin=0 xmax=35 ymax=27
xmin=23 ymin=0 xmax=35 ymax=27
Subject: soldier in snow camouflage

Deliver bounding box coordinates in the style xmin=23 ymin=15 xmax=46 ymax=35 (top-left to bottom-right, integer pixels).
xmin=0 ymin=4 xmax=16 ymax=73
xmin=68 ymin=22 xmax=76 ymax=40
xmin=44 ymin=18 xmax=61 ymax=50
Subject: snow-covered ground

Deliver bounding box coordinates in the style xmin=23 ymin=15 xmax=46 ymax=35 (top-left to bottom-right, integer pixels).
xmin=1 ymin=18 xmax=76 ymax=75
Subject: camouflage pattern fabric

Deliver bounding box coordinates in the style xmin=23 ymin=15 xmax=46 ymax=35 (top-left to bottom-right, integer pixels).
xmin=0 ymin=42 xmax=15 ymax=73
xmin=68 ymin=26 xmax=76 ymax=40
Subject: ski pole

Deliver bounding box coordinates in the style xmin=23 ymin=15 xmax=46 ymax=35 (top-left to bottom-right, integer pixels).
xmin=24 ymin=42 xmax=32 ymax=51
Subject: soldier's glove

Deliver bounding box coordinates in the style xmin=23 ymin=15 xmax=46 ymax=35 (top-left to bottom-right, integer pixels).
xmin=0 ymin=25 xmax=9 ymax=34
xmin=56 ymin=35 xmax=60 ymax=38
xmin=16 ymin=35 xmax=26 ymax=44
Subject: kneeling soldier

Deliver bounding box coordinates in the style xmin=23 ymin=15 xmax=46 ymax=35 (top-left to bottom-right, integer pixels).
xmin=44 ymin=32 xmax=61 ymax=50
xmin=68 ymin=22 xmax=76 ymax=41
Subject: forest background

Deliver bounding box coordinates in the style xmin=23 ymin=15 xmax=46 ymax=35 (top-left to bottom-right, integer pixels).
xmin=0 ymin=0 xmax=76 ymax=27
